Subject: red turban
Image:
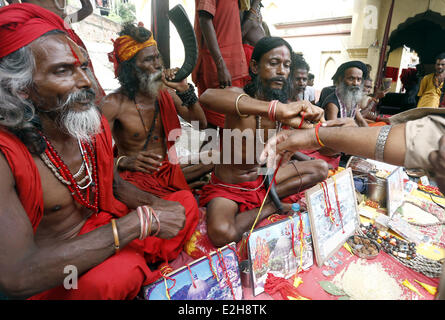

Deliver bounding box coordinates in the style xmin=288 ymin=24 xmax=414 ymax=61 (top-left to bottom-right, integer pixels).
xmin=0 ymin=3 xmax=75 ymax=59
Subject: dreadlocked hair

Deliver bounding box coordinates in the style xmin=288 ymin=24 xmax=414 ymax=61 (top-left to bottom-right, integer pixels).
xmin=119 ymin=22 xmax=153 ymax=42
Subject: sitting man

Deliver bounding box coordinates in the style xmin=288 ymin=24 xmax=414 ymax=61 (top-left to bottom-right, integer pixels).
xmin=101 ymin=22 xmax=212 ymax=197
xmin=0 ymin=4 xmax=198 ymax=299
xmin=322 ymin=60 xmax=369 ymax=122
xmin=290 ymin=52 xmax=315 ymax=104
xmin=198 ymin=36 xmax=329 ymax=247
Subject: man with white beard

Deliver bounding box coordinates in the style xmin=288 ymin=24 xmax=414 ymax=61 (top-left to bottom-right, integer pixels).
xmin=101 ymin=22 xmax=212 ymax=199
xmin=322 ymin=61 xmax=369 ymax=125
xmin=0 ymin=4 xmax=199 ymax=299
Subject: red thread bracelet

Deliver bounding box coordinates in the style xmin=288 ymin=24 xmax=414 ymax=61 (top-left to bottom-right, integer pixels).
xmin=298 ymin=111 xmax=305 ymax=129
xmin=268 ymin=100 xmax=278 ymax=121
xmin=315 ymin=122 xmax=325 ymax=147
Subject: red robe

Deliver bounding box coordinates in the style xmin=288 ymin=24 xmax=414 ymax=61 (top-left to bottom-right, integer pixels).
xmin=199 ymin=173 xmax=304 ymax=213
xmin=0 ymin=116 xmax=198 ymax=300
xmin=193 ymin=0 xmax=249 ymax=128
xmin=119 ymin=89 xmax=191 ymax=197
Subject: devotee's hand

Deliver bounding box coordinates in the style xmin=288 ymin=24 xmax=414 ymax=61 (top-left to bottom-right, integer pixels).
xmin=151 ymin=199 xmax=186 ymax=239
xmin=119 ymin=151 xmax=164 ymax=173
xmin=428 ymin=135 xmax=445 ymax=194
xmin=162 ymin=68 xmax=189 ymax=92
xmin=260 ymin=129 xmax=319 ymax=169
xmin=216 ymin=61 xmax=232 ymax=88
xmin=275 ymin=100 xmax=325 ymax=129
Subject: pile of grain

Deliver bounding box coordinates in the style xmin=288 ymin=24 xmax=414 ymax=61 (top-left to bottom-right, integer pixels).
xmin=332 ymin=259 xmax=407 ymax=300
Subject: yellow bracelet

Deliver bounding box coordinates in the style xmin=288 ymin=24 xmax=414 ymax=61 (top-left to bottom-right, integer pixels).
xmin=111 ymin=219 xmax=120 ymax=254
xmin=235 ymin=93 xmax=249 ymax=118
xmin=115 ymin=156 xmax=127 ymax=170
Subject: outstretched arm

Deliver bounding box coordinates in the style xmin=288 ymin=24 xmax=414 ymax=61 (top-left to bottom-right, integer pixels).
xmin=200 ymin=87 xmax=325 ymax=128
xmin=261 ymin=120 xmax=406 ymax=168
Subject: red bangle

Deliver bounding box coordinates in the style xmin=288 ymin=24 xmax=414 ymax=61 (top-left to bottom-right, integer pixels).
xmin=268 ymin=100 xmax=278 ymax=121
xmin=298 ymin=111 xmax=305 ymax=129
xmin=315 ymin=122 xmax=325 ymax=147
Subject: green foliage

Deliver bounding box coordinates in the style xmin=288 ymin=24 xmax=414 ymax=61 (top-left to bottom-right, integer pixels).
xmin=108 ymin=1 xmax=136 ymax=24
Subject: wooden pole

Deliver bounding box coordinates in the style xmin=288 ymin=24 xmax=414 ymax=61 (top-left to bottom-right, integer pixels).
xmin=375 ymin=0 xmax=395 ymax=91
xmin=151 ymin=0 xmax=170 ymax=68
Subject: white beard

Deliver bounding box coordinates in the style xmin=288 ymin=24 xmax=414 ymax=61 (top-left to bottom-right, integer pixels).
xmin=59 ymin=105 xmax=102 ymax=142
xmin=136 ymin=69 xmax=163 ymax=97
xmin=338 ymin=82 xmax=363 ymax=116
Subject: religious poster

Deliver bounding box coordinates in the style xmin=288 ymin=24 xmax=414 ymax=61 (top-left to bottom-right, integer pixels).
xmin=245 ymin=213 xmax=313 ymax=296
xmin=386 ymin=166 xmax=405 ymax=217
xmin=143 ymin=243 xmax=243 ymax=300
xmin=305 ymin=168 xmax=360 ymax=267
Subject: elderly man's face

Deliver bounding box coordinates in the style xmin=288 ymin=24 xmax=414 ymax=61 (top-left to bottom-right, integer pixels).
xmin=134 ymin=46 xmax=164 ymax=96
xmin=30 ymin=34 xmax=93 ymax=113
xmin=256 ymin=45 xmax=291 ymax=90
xmin=363 ymin=79 xmax=373 ymax=95
xmin=342 ymin=67 xmax=363 ymax=88
xmin=135 ymin=46 xmax=163 ymax=76
xmin=29 ymin=33 xmax=101 ymax=141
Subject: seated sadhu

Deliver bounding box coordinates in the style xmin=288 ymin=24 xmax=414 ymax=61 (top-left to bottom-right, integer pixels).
xmin=198 ymin=37 xmax=329 ymax=247
xmin=101 ymin=22 xmax=214 ymax=197
xmin=0 ymin=4 xmax=199 ymax=299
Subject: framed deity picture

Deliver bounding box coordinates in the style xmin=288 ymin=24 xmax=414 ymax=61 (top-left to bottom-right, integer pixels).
xmin=245 ymin=213 xmax=313 ymax=296
xmin=305 ymin=168 xmax=360 ymax=267
xmin=386 ymin=166 xmax=405 ymax=218
xmin=143 ymin=243 xmax=243 ymax=300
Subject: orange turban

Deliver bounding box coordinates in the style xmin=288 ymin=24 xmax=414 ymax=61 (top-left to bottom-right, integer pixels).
xmin=108 ymin=34 xmax=157 ymax=77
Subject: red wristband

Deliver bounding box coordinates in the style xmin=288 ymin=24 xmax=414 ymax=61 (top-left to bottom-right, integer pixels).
xmin=268 ymin=100 xmax=278 ymax=121
xmin=298 ymin=111 xmax=305 ymax=129
xmin=315 ymin=122 xmax=325 ymax=147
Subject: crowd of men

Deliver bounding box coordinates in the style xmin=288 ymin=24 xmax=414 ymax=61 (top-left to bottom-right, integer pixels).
xmin=0 ymin=0 xmax=444 ymax=300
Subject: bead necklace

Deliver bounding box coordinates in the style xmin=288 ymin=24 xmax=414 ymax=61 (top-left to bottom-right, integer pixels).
xmin=40 ymin=134 xmax=100 ymax=213
xmin=255 ymin=115 xmax=281 ymax=145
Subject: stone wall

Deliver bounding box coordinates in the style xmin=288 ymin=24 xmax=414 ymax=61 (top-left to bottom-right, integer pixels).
xmin=67 ymin=5 xmax=121 ymax=93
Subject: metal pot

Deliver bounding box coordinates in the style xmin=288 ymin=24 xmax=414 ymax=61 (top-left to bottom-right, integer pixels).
xmin=367 ymin=172 xmax=387 ymax=207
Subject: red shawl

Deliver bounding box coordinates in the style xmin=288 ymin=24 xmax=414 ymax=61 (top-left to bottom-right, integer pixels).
xmin=0 ymin=116 xmax=129 ymax=233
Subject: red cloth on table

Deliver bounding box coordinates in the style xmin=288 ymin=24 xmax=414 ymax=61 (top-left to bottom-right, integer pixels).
xmin=193 ymin=0 xmax=248 ymax=128
xmin=199 ymin=172 xmax=303 ymax=213
xmin=0 ymin=115 xmax=195 ymax=299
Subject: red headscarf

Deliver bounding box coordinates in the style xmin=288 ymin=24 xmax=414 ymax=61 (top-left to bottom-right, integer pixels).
xmin=0 ymin=3 xmax=75 ymax=58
